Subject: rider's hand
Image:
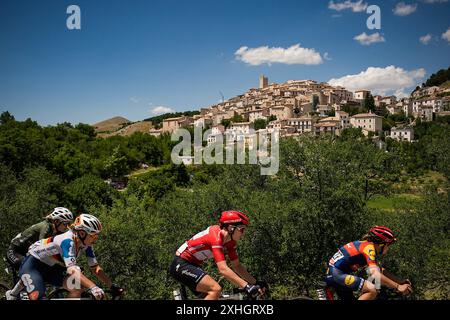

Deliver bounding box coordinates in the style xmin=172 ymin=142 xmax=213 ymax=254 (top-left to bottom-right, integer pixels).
xmin=110 ymin=283 xmax=125 ymax=297
xmin=256 ymin=280 xmax=269 ymax=294
xmin=397 ymin=283 xmax=413 ymax=296
xmin=244 ymin=284 xmax=261 ymax=296
xmin=256 ymin=280 xmax=269 ymax=290
xmin=88 ymin=285 xmax=105 ymax=300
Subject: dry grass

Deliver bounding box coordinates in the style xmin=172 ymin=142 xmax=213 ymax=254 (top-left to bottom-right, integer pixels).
xmin=93 ymin=116 xmax=131 ymax=133
xmin=97 ymin=121 xmax=154 ymax=138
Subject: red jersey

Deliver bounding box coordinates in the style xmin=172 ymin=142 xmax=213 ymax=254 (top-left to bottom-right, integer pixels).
xmin=176 ymin=225 xmax=238 ymax=266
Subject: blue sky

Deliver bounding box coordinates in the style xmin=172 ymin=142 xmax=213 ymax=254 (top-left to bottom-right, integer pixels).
xmin=0 ymin=0 xmax=449 ymax=125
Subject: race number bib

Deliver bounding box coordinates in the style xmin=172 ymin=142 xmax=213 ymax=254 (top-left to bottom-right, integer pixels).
xmin=329 ymin=250 xmax=344 ymax=265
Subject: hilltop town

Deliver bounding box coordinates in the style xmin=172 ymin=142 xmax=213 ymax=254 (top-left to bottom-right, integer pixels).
xmin=152 ymin=74 xmax=450 ymax=145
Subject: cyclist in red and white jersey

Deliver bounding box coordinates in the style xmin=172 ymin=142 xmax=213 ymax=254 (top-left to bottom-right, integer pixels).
xmin=169 ymin=210 xmax=265 ymax=300
xmin=18 ymin=214 xmax=123 ymax=300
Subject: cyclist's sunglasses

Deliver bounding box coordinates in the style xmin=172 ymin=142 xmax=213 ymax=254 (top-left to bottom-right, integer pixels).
xmin=235 ymin=225 xmax=247 ymax=233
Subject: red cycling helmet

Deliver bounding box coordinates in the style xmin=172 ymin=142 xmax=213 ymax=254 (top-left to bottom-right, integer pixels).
xmin=369 ymin=226 xmax=397 ymax=244
xmin=219 ymin=210 xmax=250 ymax=226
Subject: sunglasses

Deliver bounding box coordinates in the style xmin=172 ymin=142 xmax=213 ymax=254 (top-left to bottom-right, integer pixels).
xmin=235 ymin=225 xmax=246 ymax=232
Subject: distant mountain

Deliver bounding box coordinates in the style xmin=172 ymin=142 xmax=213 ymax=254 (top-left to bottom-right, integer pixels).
xmin=93 ymin=116 xmax=130 ymax=133
xmin=97 ymin=120 xmax=154 ymax=138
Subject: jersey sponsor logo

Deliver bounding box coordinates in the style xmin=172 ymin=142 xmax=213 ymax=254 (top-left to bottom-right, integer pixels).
xmin=363 ymin=244 xmax=377 ymax=261
xmin=345 ymin=275 xmax=355 ymax=286
xmin=368 ymin=249 xmax=376 ymax=261
xmin=181 ymin=270 xmax=198 ymax=279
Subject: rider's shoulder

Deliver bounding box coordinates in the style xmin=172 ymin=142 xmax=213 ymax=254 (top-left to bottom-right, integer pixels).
xmin=28 ymin=220 xmax=49 ymax=230
xmin=54 ymin=229 xmax=75 ymax=242
xmin=359 ymin=241 xmax=376 ymax=253
xmin=210 ymin=224 xmax=221 ymax=232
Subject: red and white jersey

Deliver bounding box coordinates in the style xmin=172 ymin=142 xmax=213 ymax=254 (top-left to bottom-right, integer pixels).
xmin=176 ymin=225 xmax=238 ymax=266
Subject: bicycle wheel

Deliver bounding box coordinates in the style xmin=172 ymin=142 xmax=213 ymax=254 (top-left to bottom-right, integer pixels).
xmin=0 ymin=282 xmax=10 ymax=300
xmin=46 ymin=288 xmax=70 ymax=300
xmin=288 ymin=295 xmax=315 ymax=300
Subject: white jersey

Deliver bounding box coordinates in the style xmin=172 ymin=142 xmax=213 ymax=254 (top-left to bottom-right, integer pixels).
xmin=28 ymin=230 xmax=98 ymax=268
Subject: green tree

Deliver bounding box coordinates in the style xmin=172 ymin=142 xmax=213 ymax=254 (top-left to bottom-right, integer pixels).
xmin=221 ymin=119 xmax=231 ymax=129
xmin=52 ymin=144 xmax=93 ymax=181
xmin=64 ymin=174 xmax=118 ymax=213
xmin=254 ymin=119 xmax=268 ymax=130
xmin=0 ymin=111 xmax=15 ymax=125
xmin=103 ymin=146 xmax=129 ymax=178
xmin=363 ymin=94 xmax=376 ymax=113
xmin=231 ymin=114 xmax=245 ymax=123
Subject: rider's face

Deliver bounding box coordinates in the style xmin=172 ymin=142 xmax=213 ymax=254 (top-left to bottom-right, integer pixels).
xmin=84 ymin=233 xmax=99 ymax=245
xmin=378 ymin=243 xmax=390 ymax=256
xmin=231 ymin=225 xmax=246 ymax=241
xmin=56 ymin=221 xmax=70 ymax=233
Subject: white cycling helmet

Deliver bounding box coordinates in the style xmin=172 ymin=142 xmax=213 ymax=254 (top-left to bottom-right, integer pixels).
xmin=72 ymin=214 xmax=102 ymax=234
xmin=46 ymin=207 xmax=74 ymax=223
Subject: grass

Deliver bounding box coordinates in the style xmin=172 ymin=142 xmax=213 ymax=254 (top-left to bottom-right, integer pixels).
xmin=392 ymin=170 xmax=447 ymax=194
xmin=128 ymin=166 xmax=159 ymax=177
xmin=367 ymin=194 xmax=423 ymax=211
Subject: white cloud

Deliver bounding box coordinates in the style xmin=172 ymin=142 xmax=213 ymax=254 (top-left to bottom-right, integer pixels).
xmin=394 ymin=89 xmax=410 ymax=98
xmin=442 ymin=27 xmax=450 ymax=43
xmin=328 ymin=65 xmax=426 ymax=96
xmin=419 ymin=34 xmax=433 ymax=44
xmin=129 ymin=97 xmax=140 ymax=103
xmin=354 ymin=32 xmax=386 ymax=45
xmin=324 ymin=52 xmax=332 ymax=61
xmin=151 ymin=106 xmax=175 ymax=114
xmin=328 ymin=1 xmax=368 ymax=12
xmin=234 ymin=44 xmax=323 ymax=66
xmin=393 ymin=2 xmax=418 ymax=16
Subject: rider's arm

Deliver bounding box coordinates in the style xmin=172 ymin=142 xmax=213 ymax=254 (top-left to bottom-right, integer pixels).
xmin=66 ymin=266 xmax=97 ymax=289
xmin=10 ymin=222 xmax=46 ymax=250
xmin=216 ymin=261 xmax=248 ymax=288
xmin=230 ymin=259 xmax=257 ymax=285
xmin=39 ymin=221 xmax=52 ymax=239
xmin=85 ymin=247 xmax=112 ymax=288
xmin=61 ymin=239 xmax=97 ymax=290
xmin=367 ymin=266 xmax=400 ymax=289
xmin=90 ymin=264 xmax=112 ymax=288
xmin=382 ymin=268 xmax=410 ymax=285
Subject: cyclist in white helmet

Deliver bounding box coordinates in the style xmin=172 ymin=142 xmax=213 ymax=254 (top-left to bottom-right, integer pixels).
xmin=18 ymin=214 xmax=123 ymax=300
xmin=5 ymin=207 xmax=74 ymax=300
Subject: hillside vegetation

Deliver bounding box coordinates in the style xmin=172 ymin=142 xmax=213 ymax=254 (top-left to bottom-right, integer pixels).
xmin=0 ymin=111 xmax=448 ymax=300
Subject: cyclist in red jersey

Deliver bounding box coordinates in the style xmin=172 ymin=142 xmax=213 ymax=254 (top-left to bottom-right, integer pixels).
xmin=325 ymin=226 xmax=413 ymax=300
xmin=169 ymin=210 xmax=265 ymax=300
